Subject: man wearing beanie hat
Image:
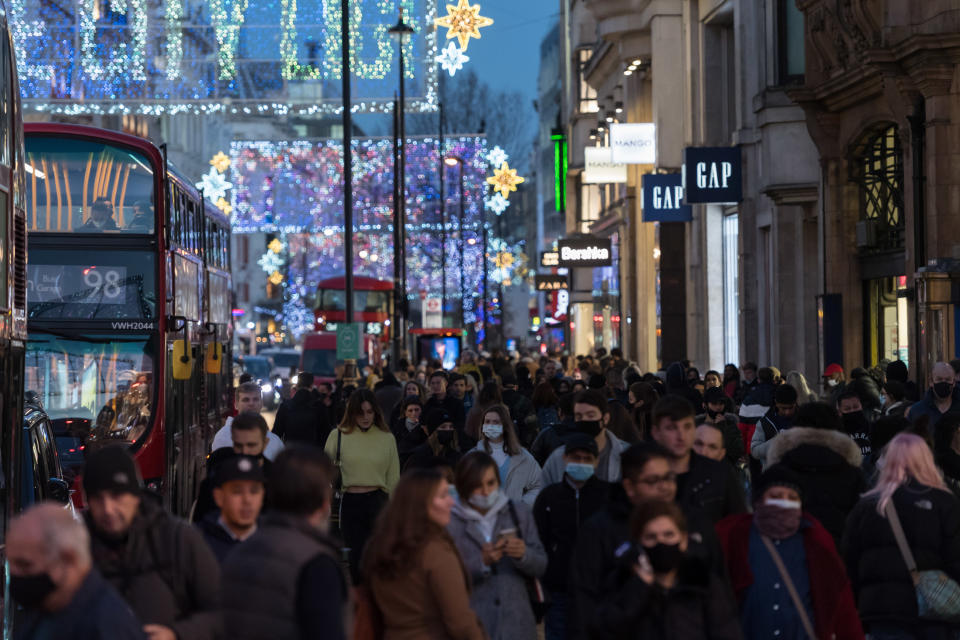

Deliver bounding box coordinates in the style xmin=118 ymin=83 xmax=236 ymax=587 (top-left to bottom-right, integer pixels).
xmin=404 ymin=408 xmax=463 ymax=471
xmin=716 ymin=464 xmax=863 ymax=640
xmin=83 ymin=446 xmax=221 ymax=640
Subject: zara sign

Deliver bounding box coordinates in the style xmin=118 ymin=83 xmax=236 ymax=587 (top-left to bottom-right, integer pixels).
xmin=558 ymin=237 xmax=613 ymax=268
xmin=682 ymin=147 xmax=742 ymax=204
xmin=641 ymin=174 xmax=692 ymax=222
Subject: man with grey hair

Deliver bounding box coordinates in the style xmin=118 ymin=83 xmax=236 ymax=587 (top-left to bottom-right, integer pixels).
xmin=907 ymin=361 xmax=960 ymax=423
xmin=9 ymin=503 xmax=145 ymax=639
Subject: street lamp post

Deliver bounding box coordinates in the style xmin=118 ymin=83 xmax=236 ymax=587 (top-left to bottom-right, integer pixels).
xmin=439 ymin=101 xmax=446 ymax=318
xmin=341 ymin=0 xmax=355 ymax=381
xmin=444 ymin=155 xmax=466 ymax=329
xmin=496 ymin=209 xmax=504 ymax=349
xmin=389 ymin=10 xmax=414 ymax=366
xmin=481 ymin=198 xmax=488 ymax=352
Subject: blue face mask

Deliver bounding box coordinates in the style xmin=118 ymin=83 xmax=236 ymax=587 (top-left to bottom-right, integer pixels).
xmin=448 ymin=485 xmax=459 ymax=500
xmin=468 ymin=488 xmax=501 ymax=510
xmin=565 ymin=462 xmax=595 ymax=482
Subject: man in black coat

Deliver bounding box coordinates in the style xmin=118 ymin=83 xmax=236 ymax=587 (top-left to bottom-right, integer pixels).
xmin=10 ymin=503 xmax=145 ymax=640
xmin=197 ymin=455 xmax=265 ymax=564
xmin=84 ymin=446 xmax=221 ymax=640
xmin=533 ymin=434 xmax=611 ymax=640
xmin=500 ymin=370 xmax=536 ymax=446
xmin=273 ymin=372 xmax=332 ymax=445
xmin=423 ymin=370 xmax=466 ymax=430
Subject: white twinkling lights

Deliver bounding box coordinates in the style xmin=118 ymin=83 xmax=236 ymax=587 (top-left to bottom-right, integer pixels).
xmin=197 ymin=168 xmax=233 ymax=202
xmin=435 ymin=41 xmax=469 ymax=76
xmin=486 ymin=145 xmax=508 ymax=168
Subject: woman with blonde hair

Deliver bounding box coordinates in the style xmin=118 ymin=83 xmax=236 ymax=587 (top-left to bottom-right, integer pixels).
xmin=474 ymin=404 xmax=542 ymax=505
xmin=843 ymin=432 xmax=960 ymax=638
xmin=785 ymin=370 xmax=818 ymax=404
xmin=324 ymin=387 xmax=400 ymax=583
xmin=365 ymin=469 xmax=487 ymax=640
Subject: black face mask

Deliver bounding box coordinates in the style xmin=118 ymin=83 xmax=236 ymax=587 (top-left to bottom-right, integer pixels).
xmin=841 ymin=411 xmax=869 ymax=433
xmin=437 ymin=430 xmax=454 ymax=445
xmin=643 ymin=543 xmax=684 ymax=573
xmin=575 ymin=420 xmax=603 ymax=437
xmin=935 ymin=382 xmax=954 ymax=400
xmin=10 ymin=572 xmax=56 ymax=609
xmin=707 ymin=409 xmax=722 ymax=420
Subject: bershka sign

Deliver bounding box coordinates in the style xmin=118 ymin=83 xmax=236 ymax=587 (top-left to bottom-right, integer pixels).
xmin=641 ymin=173 xmax=693 ymax=222
xmin=558 ymin=237 xmax=613 ymax=268
xmin=610 ymin=123 xmax=656 ymax=164
xmin=682 ymin=146 xmax=742 ymax=203
xmin=535 ymin=275 xmax=569 ymax=291
xmin=583 ymin=147 xmax=627 ymax=184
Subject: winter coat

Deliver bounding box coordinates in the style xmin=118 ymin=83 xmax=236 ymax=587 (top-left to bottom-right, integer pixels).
xmin=424 ymin=395 xmax=467 ymax=430
xmin=568 ymin=486 xmax=726 ymax=640
xmin=502 ymin=389 xmax=537 ymax=446
xmin=541 ymin=429 xmax=628 ymax=485
xmin=843 ymin=482 xmax=960 ymax=632
xmin=86 ymin=498 xmax=221 ymax=640
xmin=369 ymin=536 xmax=487 ymax=640
xmin=588 ymin=557 xmax=742 ymax=640
xmin=15 ymin=569 xmax=146 ymax=640
xmin=391 ymin=421 xmax=429 ymax=469
xmin=738 ymin=383 xmax=777 ymax=454
xmin=532 ymin=475 xmax=611 ymax=591
xmin=374 ymin=378 xmax=404 ymax=420
xmin=273 ymin=388 xmax=332 ymax=445
xmin=908 ymin=388 xmax=960 ymax=425
xmin=766 ymin=426 xmax=864 ymax=544
xmin=749 ymin=410 xmax=794 ymax=469
xmin=472 ymin=443 xmax=543 ymax=505
xmin=447 ymin=497 xmax=547 ymax=640
xmin=529 ymin=419 xmax=575 ymax=467
xmin=676 ymin=452 xmax=747 ymax=524
xmin=665 ymin=364 xmax=704 ymax=412
xmin=717 ymin=513 xmax=864 ymax=640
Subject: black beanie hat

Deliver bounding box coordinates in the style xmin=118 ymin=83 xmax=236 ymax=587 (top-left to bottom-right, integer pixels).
xmin=423 ymin=408 xmax=452 ymax=434
xmin=752 ymin=464 xmax=803 ymax=504
xmin=703 ymin=386 xmax=726 ymax=405
xmin=83 ymin=445 xmax=142 ymax=496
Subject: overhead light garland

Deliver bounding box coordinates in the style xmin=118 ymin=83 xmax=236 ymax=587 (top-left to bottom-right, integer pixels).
xmin=486 ymin=162 xmax=524 ymax=199
xmin=434 ymin=0 xmax=493 ymax=51
xmin=435 ymin=41 xmax=469 ymax=76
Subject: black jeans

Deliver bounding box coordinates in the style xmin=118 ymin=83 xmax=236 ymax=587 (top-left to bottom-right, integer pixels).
xmin=340 ymin=489 xmax=388 ymax=584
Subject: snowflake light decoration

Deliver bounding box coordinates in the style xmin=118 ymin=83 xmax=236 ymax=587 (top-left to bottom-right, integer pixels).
xmin=486 ymin=146 xmax=508 ymax=168
xmin=486 ymin=162 xmax=524 ymax=199
xmin=197 ymin=167 xmax=233 ymax=202
xmin=485 ymin=192 xmax=509 ymax=215
xmin=210 ymin=151 xmax=231 ymax=173
xmin=434 ymin=0 xmax=493 ymax=51
xmin=436 ymin=41 xmax=469 ymax=77
xmin=258 ymin=251 xmax=285 ymax=274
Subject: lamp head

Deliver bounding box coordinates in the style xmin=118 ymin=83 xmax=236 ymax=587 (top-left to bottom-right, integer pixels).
xmin=388 ymin=9 xmax=416 ymax=39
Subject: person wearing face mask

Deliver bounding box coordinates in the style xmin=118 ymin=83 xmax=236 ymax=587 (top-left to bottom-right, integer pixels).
xmin=717 ymin=465 xmax=863 ymax=640
xmin=750 ymin=384 xmax=799 ymax=472
xmin=837 ymin=389 xmax=873 ymax=460
xmin=695 ymin=387 xmax=746 ymax=466
xmin=591 ymin=501 xmax=742 ymax=640
xmin=474 ymin=404 xmax=543 ymax=505
xmin=907 ymin=361 xmax=960 ymax=425
xmin=406 ymin=408 xmax=467 ymax=471
xmin=540 ymin=390 xmax=630 ymax=485
xmin=533 ymin=435 xmax=611 ymax=640
xmin=10 ymin=503 xmax=146 ymax=640
xmin=365 ymin=469 xmax=487 ymax=640
xmin=449 ymin=451 xmax=547 ymax=640
xmin=323 ymin=388 xmax=400 ymax=584
xmin=222 ymin=446 xmax=350 ymax=640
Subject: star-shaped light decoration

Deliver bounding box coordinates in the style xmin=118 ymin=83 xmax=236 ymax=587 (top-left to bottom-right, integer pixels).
xmin=196 ymin=167 xmax=233 ymax=202
xmin=434 ymin=0 xmax=493 ymax=51
xmin=215 ymin=197 xmax=232 ymax=215
xmin=268 ymin=238 xmax=285 ymax=253
xmin=486 ymin=146 xmax=508 ymax=168
xmin=268 ymin=270 xmax=284 ymax=285
xmin=485 ymin=192 xmax=509 ymax=215
xmin=209 ymin=151 xmax=231 ymax=173
xmin=436 ymin=41 xmax=470 ymax=77
xmin=486 ymin=162 xmax=524 ymax=199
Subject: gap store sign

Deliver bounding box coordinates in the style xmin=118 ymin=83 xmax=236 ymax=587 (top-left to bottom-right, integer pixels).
xmin=682 ymin=147 xmax=742 ymax=204
xmin=641 ymin=174 xmax=692 ymax=222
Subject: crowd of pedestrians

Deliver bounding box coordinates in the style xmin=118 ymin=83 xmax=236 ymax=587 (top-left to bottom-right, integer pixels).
xmin=16 ymin=348 xmax=960 ymax=639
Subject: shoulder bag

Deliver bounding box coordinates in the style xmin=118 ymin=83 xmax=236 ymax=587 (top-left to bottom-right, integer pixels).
xmin=332 ymin=429 xmax=344 ymax=537
xmin=885 ymin=499 xmax=960 ymax=622
xmin=506 ymin=500 xmax=550 ymax=622
xmin=760 ymin=535 xmax=818 ymax=640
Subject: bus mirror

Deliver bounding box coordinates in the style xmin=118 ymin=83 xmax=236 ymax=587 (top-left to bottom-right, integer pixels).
xmin=172 ymin=339 xmax=193 ymax=380
xmin=205 ymin=343 xmax=222 ymax=374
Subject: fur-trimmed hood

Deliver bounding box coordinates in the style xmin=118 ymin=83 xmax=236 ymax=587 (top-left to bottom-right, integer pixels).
xmin=767 ymin=426 xmax=863 ymax=468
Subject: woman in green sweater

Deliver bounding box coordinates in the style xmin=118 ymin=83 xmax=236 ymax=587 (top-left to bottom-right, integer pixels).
xmin=325 ymin=388 xmax=400 ymax=583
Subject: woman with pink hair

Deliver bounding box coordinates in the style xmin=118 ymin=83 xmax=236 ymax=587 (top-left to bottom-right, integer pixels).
xmin=843 ymin=433 xmax=960 ymax=639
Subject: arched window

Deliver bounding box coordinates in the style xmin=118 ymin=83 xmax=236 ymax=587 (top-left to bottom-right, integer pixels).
xmin=850 ymin=124 xmax=904 ymax=251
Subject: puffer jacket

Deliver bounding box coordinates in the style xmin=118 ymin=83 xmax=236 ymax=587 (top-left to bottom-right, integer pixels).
xmin=86 ymin=497 xmax=221 ymax=640
xmin=766 ymin=426 xmax=864 ymax=544
xmin=843 ymin=481 xmax=960 ymax=633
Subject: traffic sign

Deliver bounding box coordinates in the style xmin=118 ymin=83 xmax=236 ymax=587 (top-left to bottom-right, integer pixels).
xmin=336 ymin=323 xmax=363 ymax=360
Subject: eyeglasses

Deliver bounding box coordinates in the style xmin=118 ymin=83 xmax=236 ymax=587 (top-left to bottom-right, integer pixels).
xmin=638 ymin=473 xmax=677 ymax=487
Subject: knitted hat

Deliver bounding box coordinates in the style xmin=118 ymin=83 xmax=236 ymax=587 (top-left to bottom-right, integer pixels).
xmin=752 ymin=464 xmax=803 ymax=504
xmin=83 ymin=445 xmax=142 ymax=496
xmin=423 ymin=408 xmax=452 ymax=433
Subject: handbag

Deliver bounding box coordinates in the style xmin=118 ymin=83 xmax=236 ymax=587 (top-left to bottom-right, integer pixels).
xmin=506 ymin=500 xmax=550 ymax=622
xmin=351 ymin=585 xmax=384 ymax=640
xmin=760 ymin=535 xmax=818 ymax=640
xmin=885 ymin=500 xmax=960 ymax=622
xmin=331 ymin=429 xmax=344 ymax=537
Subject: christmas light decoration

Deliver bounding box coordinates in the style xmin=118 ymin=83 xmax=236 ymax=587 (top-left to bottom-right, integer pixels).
xmin=12 ymin=0 xmax=438 ymax=116
xmin=436 ymin=41 xmax=469 ymax=77
xmin=197 ymin=168 xmax=233 ymax=202
xmin=216 ymin=198 xmax=233 ymax=215
xmin=434 ymin=0 xmax=493 ymax=51
xmin=210 ymin=151 xmax=232 ymax=173
xmin=485 ymin=192 xmax=509 ymax=215
xmin=486 ymin=146 xmax=508 ymax=168
xmin=269 ymin=270 xmax=285 ymax=285
xmin=486 ymin=162 xmax=524 ymax=199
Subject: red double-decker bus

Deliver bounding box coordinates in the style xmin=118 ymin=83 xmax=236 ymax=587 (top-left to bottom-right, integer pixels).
xmin=23 ymin=123 xmax=233 ymax=515
xmin=313 ymin=274 xmax=393 ymax=343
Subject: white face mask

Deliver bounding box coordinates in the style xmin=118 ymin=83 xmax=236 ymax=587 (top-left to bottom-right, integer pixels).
xmin=826 ymin=379 xmax=839 ymax=388
xmin=764 ymin=498 xmax=802 ymax=511
xmin=482 ymin=423 xmax=504 ymax=440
